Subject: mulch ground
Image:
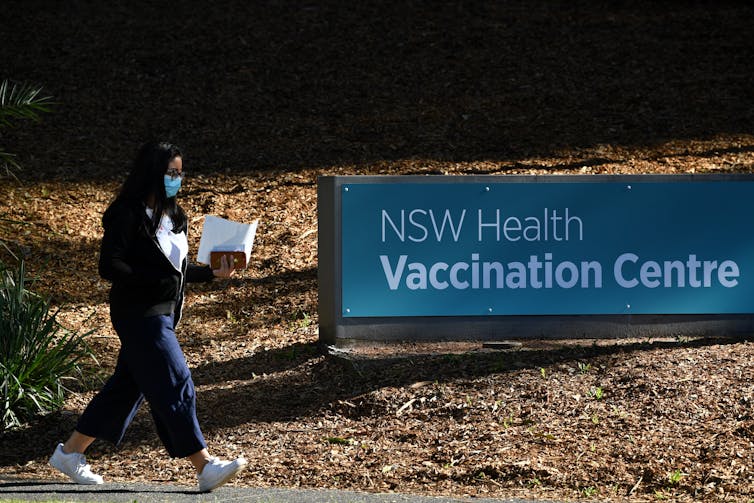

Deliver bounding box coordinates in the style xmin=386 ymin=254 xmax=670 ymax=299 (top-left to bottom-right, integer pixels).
xmin=1 ymin=1 xmax=753 ymax=501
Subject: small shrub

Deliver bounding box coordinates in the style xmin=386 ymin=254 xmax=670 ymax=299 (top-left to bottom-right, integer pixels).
xmin=0 ymin=260 xmax=95 ymax=430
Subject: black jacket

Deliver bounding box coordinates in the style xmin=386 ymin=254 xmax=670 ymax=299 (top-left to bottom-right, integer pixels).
xmin=98 ymin=198 xmax=214 ymax=326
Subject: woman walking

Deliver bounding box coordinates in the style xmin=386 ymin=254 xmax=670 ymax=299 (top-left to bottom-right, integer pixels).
xmin=49 ymin=142 xmax=246 ymax=492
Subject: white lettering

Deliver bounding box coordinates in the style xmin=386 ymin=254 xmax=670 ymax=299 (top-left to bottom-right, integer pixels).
xmin=380 ymin=253 xmax=734 ymax=292
xmin=664 ymin=260 xmax=685 ymax=287
xmin=582 ymin=261 xmax=602 ymax=288
xmin=407 ymin=262 xmax=427 ymax=290
xmin=640 ymin=260 xmax=662 ymax=288
xmin=555 ymin=261 xmax=579 ymax=288
xmin=380 ymin=254 xmax=406 ymax=290
xmin=450 ymin=262 xmax=469 ymax=289
xmin=614 ymin=253 xmax=639 ymax=288
xmin=478 ymin=209 xmax=500 ymax=242
xmin=506 ymin=261 xmax=526 ymax=289
xmin=431 ymin=209 xmax=466 ymax=242
xmin=503 ymin=217 xmax=522 ymax=241
xmin=381 ymin=210 xmax=404 ymax=242
xmin=523 ymin=217 xmax=540 ymax=241
xmin=483 ymin=261 xmax=505 ymax=288
xmin=429 ymin=262 xmax=449 ymax=289
xmin=719 ymin=260 xmax=739 ymax=287
xmin=408 ymin=209 xmax=429 ymax=243
xmin=615 ymin=253 xmax=740 ymax=289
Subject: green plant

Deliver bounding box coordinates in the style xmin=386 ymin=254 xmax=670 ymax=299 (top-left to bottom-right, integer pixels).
xmin=502 ymin=414 xmax=514 ymax=429
xmin=325 ymin=436 xmax=355 ymax=446
xmin=0 ymin=260 xmax=95 ymax=430
xmin=0 ymin=79 xmax=53 ymax=177
xmin=580 ymin=486 xmax=597 ymax=498
xmin=288 ymin=309 xmax=312 ymax=330
xmin=297 ymin=311 xmax=311 ymax=328
xmin=667 ymin=469 xmax=685 ymax=485
xmin=577 ymin=362 xmax=592 ymax=374
xmin=590 ymin=386 xmax=604 ymax=400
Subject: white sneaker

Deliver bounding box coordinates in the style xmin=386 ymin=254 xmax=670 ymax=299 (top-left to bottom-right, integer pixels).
xmin=49 ymin=443 xmax=104 ymax=485
xmin=198 ymin=456 xmax=247 ymax=492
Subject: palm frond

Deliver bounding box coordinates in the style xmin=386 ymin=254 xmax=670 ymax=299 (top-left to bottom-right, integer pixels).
xmin=0 ymin=150 xmax=21 ymax=179
xmin=0 ymin=80 xmax=54 ymax=128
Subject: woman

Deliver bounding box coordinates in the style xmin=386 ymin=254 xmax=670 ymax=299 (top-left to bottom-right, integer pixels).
xmin=49 ymin=142 xmax=247 ymax=492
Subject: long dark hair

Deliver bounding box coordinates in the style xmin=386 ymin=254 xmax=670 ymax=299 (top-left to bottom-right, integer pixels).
xmin=115 ymin=142 xmax=187 ymax=235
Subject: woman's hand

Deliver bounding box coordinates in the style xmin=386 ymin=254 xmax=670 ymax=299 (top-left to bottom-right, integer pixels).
xmin=212 ymin=254 xmax=236 ymax=278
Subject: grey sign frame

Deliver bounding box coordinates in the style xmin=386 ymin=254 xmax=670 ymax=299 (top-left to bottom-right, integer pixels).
xmin=317 ymin=174 xmax=754 ymax=344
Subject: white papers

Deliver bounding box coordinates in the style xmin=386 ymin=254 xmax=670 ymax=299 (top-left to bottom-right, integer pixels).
xmin=197 ymin=215 xmax=259 ymax=267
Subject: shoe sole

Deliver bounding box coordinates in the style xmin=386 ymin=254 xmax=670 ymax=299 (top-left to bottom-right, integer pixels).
xmin=49 ymin=454 xmax=104 ymax=485
xmin=199 ymin=461 xmax=247 ymax=493
xmin=49 ymin=459 xmax=104 ymax=485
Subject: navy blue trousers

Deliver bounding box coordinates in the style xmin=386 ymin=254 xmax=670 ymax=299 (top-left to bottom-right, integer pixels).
xmin=76 ymin=314 xmax=206 ymax=458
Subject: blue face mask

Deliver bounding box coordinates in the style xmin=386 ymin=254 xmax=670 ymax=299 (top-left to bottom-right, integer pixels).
xmin=164 ymin=175 xmax=182 ymax=198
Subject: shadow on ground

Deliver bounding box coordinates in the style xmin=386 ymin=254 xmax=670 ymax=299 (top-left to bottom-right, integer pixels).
xmin=192 ymin=334 xmax=750 ymax=427
xmin=0 ymin=1 xmax=752 ymax=180
xmin=0 ymin=334 xmax=748 ymax=466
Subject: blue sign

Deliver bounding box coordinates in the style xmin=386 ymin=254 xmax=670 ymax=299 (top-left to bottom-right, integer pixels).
xmin=341 ymin=181 xmax=754 ymax=317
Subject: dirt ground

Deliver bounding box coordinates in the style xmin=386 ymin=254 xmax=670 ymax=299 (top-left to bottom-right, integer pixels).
xmin=1 ymin=1 xmax=754 ymax=501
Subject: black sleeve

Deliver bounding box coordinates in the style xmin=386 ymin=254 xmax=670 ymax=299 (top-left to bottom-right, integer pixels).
xmin=186 ymin=263 xmax=215 ymax=283
xmin=98 ymin=202 xmax=167 ymax=287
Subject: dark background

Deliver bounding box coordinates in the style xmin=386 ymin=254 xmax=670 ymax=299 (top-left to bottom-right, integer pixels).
xmin=1 ymin=0 xmax=753 ymax=180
